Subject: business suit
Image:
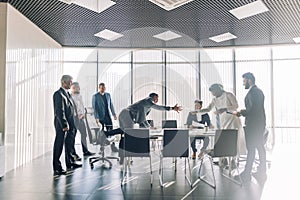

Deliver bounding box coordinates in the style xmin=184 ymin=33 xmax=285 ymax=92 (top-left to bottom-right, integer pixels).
xmin=240 ymin=85 xmax=266 ymax=175
xmin=186 ymin=113 xmax=211 ymax=153
xmin=53 ymin=87 xmax=77 ymax=171
xmin=118 ymin=97 xmax=172 ymax=161
xmin=92 ymin=92 xmax=116 ymax=131
xmin=119 ymin=97 xmax=172 ymax=129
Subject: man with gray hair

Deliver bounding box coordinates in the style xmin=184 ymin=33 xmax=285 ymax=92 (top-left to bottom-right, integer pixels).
xmin=52 ymin=75 xmax=81 ymax=176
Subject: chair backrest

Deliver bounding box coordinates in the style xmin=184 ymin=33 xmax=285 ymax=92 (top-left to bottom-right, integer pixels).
xmin=84 ymin=107 xmax=101 ymax=144
xmin=124 ymin=129 xmax=150 ymax=157
xmin=162 ymin=120 xmax=177 ymax=128
xmin=213 ymin=129 xmax=238 ymax=157
xmin=162 ymin=129 xmax=189 ymax=157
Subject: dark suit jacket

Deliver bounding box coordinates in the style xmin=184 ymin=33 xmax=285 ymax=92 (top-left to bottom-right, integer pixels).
xmin=240 ymin=85 xmax=266 ymax=134
xmin=128 ymin=97 xmax=171 ymax=127
xmin=186 ymin=113 xmax=211 ymax=127
xmin=53 ymin=87 xmax=76 ymax=132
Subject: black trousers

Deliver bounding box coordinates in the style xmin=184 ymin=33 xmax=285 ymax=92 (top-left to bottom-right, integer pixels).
xmin=100 ymin=117 xmax=113 ymax=131
xmin=53 ymin=126 xmax=76 ymax=170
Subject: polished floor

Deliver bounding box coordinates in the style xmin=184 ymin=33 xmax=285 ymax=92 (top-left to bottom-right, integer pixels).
xmin=0 ymin=142 xmax=299 ymax=200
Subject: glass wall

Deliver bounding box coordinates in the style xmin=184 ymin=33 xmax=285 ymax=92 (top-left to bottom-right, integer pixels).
xmin=63 ymin=45 xmax=300 ymax=145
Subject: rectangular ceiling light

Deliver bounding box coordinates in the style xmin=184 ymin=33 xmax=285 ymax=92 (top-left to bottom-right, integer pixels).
xmin=229 ymin=0 xmax=269 ymax=20
xmin=293 ymin=37 xmax=300 ymax=43
xmin=73 ymin=0 xmax=115 ymax=13
xmin=209 ymin=32 xmax=237 ymax=43
xmin=59 ymin=0 xmax=74 ymax=4
xmin=149 ymin=0 xmax=194 ymax=11
xmin=94 ymin=29 xmax=123 ymax=41
xmin=153 ymin=30 xmax=182 ymax=41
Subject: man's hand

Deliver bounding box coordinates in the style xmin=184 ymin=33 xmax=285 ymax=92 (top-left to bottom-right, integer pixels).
xmin=173 ymin=104 xmax=183 ymax=113
xmin=62 ymin=127 xmax=69 ymax=132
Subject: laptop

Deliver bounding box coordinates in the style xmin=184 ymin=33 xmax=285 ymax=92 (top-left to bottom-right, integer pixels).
xmin=162 ymin=120 xmax=177 ymax=128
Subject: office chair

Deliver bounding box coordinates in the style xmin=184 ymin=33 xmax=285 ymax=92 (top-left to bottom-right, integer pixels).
xmin=84 ymin=107 xmax=119 ymax=169
xmin=159 ymin=129 xmax=192 ymax=188
xmin=193 ymin=129 xmax=241 ymax=188
xmin=121 ymin=128 xmax=153 ymax=186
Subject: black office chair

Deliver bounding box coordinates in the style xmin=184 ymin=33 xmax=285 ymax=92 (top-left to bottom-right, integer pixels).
xmin=194 ymin=129 xmax=241 ymax=188
xmin=121 ymin=128 xmax=153 ymax=186
xmin=84 ymin=107 xmax=119 ymax=169
xmin=159 ymin=129 xmax=192 ymax=188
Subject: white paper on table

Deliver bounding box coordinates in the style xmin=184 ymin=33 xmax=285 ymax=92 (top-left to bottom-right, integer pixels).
xmin=192 ymin=121 xmax=205 ymax=128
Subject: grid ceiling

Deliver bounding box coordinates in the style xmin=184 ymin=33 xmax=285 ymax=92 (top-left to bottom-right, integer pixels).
xmin=6 ymin=0 xmax=300 ymax=48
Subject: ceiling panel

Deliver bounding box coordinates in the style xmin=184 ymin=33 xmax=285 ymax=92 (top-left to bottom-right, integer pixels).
xmin=6 ymin=0 xmax=300 ymax=48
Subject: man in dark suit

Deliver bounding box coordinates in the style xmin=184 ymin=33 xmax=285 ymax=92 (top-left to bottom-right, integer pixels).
xmin=52 ymin=75 xmax=81 ymax=176
xmin=186 ymin=100 xmax=211 ymax=159
xmin=235 ymin=72 xmax=267 ymax=182
xmin=117 ymin=93 xmax=182 ymax=164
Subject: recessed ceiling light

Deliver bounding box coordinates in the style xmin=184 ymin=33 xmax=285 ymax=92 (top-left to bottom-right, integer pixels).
xmin=153 ymin=31 xmax=182 ymax=41
xmin=209 ymin=32 xmax=237 ymax=43
xmin=229 ymin=0 xmax=269 ymax=20
xmin=293 ymin=37 xmax=300 ymax=43
xmin=59 ymin=0 xmax=74 ymax=4
xmin=149 ymin=0 xmax=194 ymax=11
xmin=94 ymin=29 xmax=123 ymax=41
xmin=73 ymin=0 xmax=116 ymax=13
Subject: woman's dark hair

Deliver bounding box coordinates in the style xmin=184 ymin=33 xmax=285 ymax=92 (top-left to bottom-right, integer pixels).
xmin=194 ymin=100 xmax=203 ymax=105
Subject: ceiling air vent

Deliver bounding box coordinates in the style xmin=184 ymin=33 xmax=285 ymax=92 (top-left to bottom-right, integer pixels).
xmin=149 ymin=0 xmax=194 ymax=11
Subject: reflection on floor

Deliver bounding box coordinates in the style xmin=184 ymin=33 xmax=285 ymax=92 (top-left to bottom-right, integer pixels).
xmin=0 ymin=143 xmax=299 ymax=200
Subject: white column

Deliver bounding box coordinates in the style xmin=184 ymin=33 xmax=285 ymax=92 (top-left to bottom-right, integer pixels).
xmin=0 ymin=3 xmax=7 ymax=144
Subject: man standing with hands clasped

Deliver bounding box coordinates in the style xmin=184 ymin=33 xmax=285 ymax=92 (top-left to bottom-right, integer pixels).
xmin=92 ymin=83 xmax=119 ymax=152
xmin=52 ymin=75 xmax=81 ymax=175
xmin=234 ymin=72 xmax=267 ymax=182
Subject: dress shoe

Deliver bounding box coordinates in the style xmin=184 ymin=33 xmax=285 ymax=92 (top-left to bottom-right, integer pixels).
xmin=73 ymin=154 xmax=82 ymax=161
xmin=71 ymin=163 xmax=82 ymax=169
xmin=110 ymin=142 xmax=119 ymax=152
xmin=83 ymin=151 xmax=95 ymax=156
xmin=191 ymin=152 xmax=196 ymax=160
xmin=53 ymin=169 xmax=67 ymax=176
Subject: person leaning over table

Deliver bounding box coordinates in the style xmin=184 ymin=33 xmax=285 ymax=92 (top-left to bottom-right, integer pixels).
xmin=186 ymin=100 xmax=212 ymax=159
xmin=117 ymin=92 xmax=182 ymax=164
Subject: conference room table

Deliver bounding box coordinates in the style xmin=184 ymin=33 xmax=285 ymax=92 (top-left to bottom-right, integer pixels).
xmin=148 ymin=128 xmax=216 ymax=149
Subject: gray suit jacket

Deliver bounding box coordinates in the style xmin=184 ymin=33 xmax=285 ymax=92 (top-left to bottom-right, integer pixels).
xmin=92 ymin=92 xmax=116 ymax=121
xmin=128 ymin=97 xmax=171 ymax=127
